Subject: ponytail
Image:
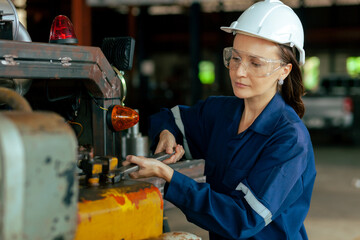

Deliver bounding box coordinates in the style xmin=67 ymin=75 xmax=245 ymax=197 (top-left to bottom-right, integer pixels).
xmin=278 ymin=45 xmax=305 ymax=118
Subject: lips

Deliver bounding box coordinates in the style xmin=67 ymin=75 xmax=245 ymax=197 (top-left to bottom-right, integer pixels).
xmin=234 ymin=82 xmax=249 ymax=88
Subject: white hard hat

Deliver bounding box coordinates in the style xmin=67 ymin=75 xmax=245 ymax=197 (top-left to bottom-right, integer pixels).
xmin=221 ymin=0 xmax=305 ymax=65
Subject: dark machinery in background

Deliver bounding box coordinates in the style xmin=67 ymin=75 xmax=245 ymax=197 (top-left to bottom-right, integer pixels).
xmin=0 ymin=0 xmax=204 ymax=239
xmin=0 ymin=0 xmax=32 ymax=95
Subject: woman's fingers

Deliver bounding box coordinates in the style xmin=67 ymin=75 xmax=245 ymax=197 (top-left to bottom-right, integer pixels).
xmin=162 ymin=144 xmax=184 ymax=164
xmin=166 ymin=145 xmax=175 ymax=154
xmin=124 ymin=155 xmax=161 ymax=179
xmin=122 ymin=159 xmax=132 ymax=166
xmin=125 ymin=155 xmax=145 ymax=165
xmin=123 ymin=142 xmax=185 ymax=179
xmin=155 ymin=141 xmax=176 ymax=154
xmin=129 ymin=171 xmax=140 ymax=179
xmin=154 ymin=143 xmax=165 ymax=155
xmin=155 ymin=130 xmax=177 ymax=154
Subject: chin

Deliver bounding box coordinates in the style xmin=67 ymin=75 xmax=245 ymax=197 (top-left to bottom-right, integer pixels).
xmin=233 ymin=89 xmax=251 ymax=99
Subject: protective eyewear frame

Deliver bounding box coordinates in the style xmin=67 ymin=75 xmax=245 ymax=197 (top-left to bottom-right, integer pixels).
xmin=223 ymin=47 xmax=285 ymax=77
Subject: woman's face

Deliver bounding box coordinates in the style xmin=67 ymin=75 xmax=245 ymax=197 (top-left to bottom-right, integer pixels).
xmin=229 ymin=34 xmax=290 ymax=102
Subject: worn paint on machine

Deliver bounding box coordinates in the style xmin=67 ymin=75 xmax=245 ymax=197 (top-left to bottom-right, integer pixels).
xmin=75 ymin=180 xmax=163 ymax=240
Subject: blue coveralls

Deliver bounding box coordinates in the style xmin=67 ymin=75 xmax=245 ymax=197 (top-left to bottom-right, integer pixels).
xmin=149 ymin=93 xmax=316 ymax=240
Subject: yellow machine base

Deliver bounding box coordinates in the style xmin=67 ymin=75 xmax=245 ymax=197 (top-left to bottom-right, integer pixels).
xmin=75 ymin=180 xmax=163 ymax=240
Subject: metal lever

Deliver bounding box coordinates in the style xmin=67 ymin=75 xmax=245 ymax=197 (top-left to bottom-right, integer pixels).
xmin=116 ymin=151 xmax=175 ymax=178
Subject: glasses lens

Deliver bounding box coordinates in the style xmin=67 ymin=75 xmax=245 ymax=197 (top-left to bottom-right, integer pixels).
xmin=223 ymin=47 xmax=283 ymax=77
xmin=223 ymin=48 xmax=243 ymax=70
xmin=223 ymin=47 xmax=232 ymax=68
xmin=247 ymin=56 xmax=272 ymax=77
xmin=229 ymin=49 xmax=242 ymax=70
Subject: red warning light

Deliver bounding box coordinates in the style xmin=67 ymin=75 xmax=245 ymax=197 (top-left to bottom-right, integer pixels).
xmin=107 ymin=105 xmax=139 ymax=132
xmin=49 ymin=15 xmax=78 ymax=44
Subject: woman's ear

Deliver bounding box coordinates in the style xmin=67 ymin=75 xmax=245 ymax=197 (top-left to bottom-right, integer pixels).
xmin=281 ymin=63 xmax=292 ymax=80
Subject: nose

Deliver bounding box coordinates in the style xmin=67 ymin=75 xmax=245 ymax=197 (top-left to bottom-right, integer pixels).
xmin=234 ymin=61 xmax=248 ymax=77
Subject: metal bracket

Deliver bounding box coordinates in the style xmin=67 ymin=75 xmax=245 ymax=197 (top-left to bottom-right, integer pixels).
xmin=113 ymin=66 xmax=127 ymax=106
xmin=59 ymin=57 xmax=72 ymax=67
xmin=1 ymin=54 xmax=19 ymax=66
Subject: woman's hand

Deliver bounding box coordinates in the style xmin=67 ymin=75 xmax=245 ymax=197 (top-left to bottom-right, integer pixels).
xmin=155 ymin=130 xmax=184 ymax=164
xmin=123 ymin=144 xmax=185 ymax=182
xmin=123 ymin=155 xmax=174 ymax=182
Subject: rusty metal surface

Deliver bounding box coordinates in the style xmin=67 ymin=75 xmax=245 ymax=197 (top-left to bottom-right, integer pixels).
xmin=76 ymin=180 xmax=163 ymax=240
xmin=0 ymin=39 xmax=126 ymax=158
xmin=0 ymin=111 xmax=78 ymax=240
xmin=0 ymin=39 xmax=120 ymax=99
xmin=171 ymin=159 xmax=205 ymax=179
xmin=78 ymin=179 xmax=155 ymax=200
xmin=91 ymin=99 xmax=122 ymax=157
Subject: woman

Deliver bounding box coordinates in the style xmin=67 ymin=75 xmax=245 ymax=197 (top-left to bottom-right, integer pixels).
xmin=123 ymin=0 xmax=316 ymax=239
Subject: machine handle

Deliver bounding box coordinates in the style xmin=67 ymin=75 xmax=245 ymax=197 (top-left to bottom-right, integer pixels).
xmin=113 ymin=66 xmax=127 ymax=106
xmin=116 ymin=151 xmax=175 ymax=177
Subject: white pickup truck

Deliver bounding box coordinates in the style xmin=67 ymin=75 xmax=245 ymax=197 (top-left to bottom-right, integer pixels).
xmin=302 ymin=77 xmax=360 ymax=144
xmin=302 ymin=96 xmax=354 ymax=129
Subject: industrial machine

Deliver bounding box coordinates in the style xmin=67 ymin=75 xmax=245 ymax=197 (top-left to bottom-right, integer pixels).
xmin=0 ymin=1 xmax=204 ymax=239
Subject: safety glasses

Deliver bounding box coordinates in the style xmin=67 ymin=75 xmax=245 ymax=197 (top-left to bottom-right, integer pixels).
xmin=223 ymin=47 xmax=285 ymax=77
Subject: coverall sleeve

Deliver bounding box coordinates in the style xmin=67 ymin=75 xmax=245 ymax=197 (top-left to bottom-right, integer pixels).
xmin=164 ymin=128 xmax=310 ymax=239
xmin=148 ymin=98 xmax=214 ymax=159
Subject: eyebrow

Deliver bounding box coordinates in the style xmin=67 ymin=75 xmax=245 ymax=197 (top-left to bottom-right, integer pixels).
xmin=233 ymin=48 xmax=267 ymax=60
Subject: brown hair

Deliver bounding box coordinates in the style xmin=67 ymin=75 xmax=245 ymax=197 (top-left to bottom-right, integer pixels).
xmin=278 ymin=45 xmax=305 ymax=118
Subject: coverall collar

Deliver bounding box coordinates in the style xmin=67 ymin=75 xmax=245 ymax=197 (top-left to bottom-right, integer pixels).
xmin=248 ymin=93 xmax=285 ymax=136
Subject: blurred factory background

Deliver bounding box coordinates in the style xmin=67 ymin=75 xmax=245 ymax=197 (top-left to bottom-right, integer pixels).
xmin=14 ymin=0 xmax=360 ymax=133
xmin=6 ymin=0 xmax=360 ymax=239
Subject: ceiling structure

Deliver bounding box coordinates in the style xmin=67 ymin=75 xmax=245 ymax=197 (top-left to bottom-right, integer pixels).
xmin=86 ymin=0 xmax=360 ymax=8
xmin=86 ymin=0 xmax=360 ymax=15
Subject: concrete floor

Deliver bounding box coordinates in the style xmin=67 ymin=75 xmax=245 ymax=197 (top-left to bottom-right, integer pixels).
xmin=165 ymin=145 xmax=360 ymax=240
